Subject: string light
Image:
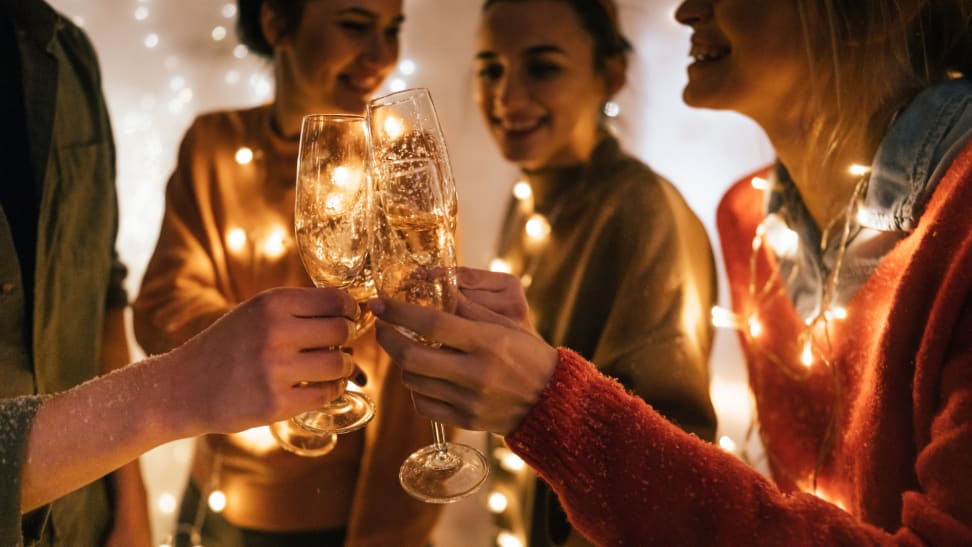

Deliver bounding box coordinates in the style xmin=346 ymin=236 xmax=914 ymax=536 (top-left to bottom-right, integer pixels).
xmin=134 ymin=6 xmax=149 ymax=20
xmin=489 ymin=258 xmax=512 ymax=273
xmin=718 ymin=435 xmax=737 ymax=453
xmin=710 ymin=306 xmax=743 ymax=329
xmin=497 ymin=531 xmax=524 ymax=547
xmin=800 ymin=339 xmax=814 ymax=367
xmin=750 ymin=176 xmax=770 ymax=190
xmin=144 ymin=33 xmax=159 ymax=48
xmin=399 ymin=59 xmax=417 ymax=75
xmin=603 ymin=101 xmax=620 ymax=118
xmin=494 ymin=447 xmax=526 ymax=472
xmin=158 ymin=492 xmax=178 ymax=514
xmin=829 ymin=306 xmax=847 ymax=320
xmin=487 ymin=491 xmax=509 ymax=513
xmin=524 ymin=213 xmax=551 ymax=241
xmin=207 ymin=489 xmax=227 ymax=513
xmin=211 ymin=26 xmax=228 ymax=41
xmin=848 ymin=164 xmax=871 ymax=176
xmin=234 ymin=146 xmax=254 ymax=165
xmin=512 ymin=180 xmax=532 ymax=201
xmin=389 ymin=78 xmax=407 ymax=92
xmin=747 ymin=315 xmax=763 ymax=338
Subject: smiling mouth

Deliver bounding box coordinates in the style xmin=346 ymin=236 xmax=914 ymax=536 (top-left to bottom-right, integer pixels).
xmin=339 ymin=74 xmax=380 ymax=95
xmin=494 ymin=117 xmax=547 ymax=139
xmin=689 ymin=44 xmax=730 ymax=63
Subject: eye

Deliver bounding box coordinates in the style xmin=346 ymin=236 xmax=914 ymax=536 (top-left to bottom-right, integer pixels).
xmin=526 ymin=61 xmax=562 ymax=80
xmin=477 ymin=63 xmax=504 ymax=82
xmin=339 ymin=21 xmax=371 ymax=34
xmin=384 ymin=24 xmax=402 ymax=40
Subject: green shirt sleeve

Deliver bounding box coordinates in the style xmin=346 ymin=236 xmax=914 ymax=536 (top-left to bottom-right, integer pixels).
xmin=0 ymin=395 xmax=44 ymax=547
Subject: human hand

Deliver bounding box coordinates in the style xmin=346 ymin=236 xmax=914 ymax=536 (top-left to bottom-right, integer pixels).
xmin=163 ymin=287 xmax=359 ymax=437
xmin=457 ymin=267 xmax=535 ymax=334
xmin=369 ymin=294 xmax=558 ymax=436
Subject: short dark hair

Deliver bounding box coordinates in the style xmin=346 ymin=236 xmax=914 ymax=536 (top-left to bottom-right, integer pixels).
xmin=237 ymin=0 xmax=310 ymax=58
xmin=482 ymin=0 xmax=632 ymax=71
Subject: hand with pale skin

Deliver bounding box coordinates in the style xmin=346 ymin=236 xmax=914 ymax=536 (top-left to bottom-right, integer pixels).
xmin=370 ymin=268 xmax=558 ymax=436
xmin=20 ymin=287 xmax=359 ymax=513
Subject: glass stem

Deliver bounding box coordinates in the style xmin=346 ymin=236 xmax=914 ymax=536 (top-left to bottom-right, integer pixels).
xmin=431 ymin=420 xmax=449 ymax=455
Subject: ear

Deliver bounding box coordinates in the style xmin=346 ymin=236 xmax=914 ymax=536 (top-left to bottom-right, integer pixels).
xmin=602 ymin=54 xmax=627 ymax=98
xmin=259 ymin=1 xmax=290 ymax=49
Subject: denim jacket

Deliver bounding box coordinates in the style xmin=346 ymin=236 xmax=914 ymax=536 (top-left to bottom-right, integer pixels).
xmin=764 ymin=77 xmax=972 ymax=321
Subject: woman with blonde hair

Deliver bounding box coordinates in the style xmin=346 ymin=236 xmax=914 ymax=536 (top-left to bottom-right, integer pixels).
xmin=371 ymin=0 xmax=972 ymax=543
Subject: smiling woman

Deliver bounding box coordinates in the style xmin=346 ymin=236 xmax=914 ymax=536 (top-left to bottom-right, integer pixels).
xmin=473 ymin=1 xmax=719 ymax=545
xmin=131 ymin=1 xmax=445 ymax=546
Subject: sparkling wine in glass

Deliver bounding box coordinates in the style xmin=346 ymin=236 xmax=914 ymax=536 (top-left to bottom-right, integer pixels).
xmin=371 ymin=157 xmax=488 ymax=503
xmin=288 ymin=113 xmax=376 ymax=436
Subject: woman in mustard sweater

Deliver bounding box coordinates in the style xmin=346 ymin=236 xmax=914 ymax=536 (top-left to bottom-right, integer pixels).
xmin=372 ymin=0 xmax=972 ymax=544
xmin=133 ymin=1 xmax=442 ymax=545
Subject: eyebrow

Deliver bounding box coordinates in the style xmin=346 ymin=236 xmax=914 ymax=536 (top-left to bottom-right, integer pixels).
xmin=475 ymin=44 xmax=568 ymax=60
xmin=337 ymin=7 xmax=406 ymax=24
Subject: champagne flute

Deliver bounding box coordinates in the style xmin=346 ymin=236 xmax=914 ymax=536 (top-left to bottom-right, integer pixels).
xmin=288 ymin=113 xmax=376 ymax=436
xmin=371 ymin=157 xmax=488 ymax=503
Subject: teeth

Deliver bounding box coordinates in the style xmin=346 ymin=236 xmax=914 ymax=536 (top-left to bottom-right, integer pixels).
xmin=690 ymin=45 xmax=729 ymax=62
xmin=502 ymin=119 xmax=540 ymax=132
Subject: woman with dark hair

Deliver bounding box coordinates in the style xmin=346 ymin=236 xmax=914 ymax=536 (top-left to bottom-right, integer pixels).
xmin=133 ymin=1 xmax=443 ymax=546
xmin=373 ymin=0 xmax=972 ymax=543
xmin=473 ymin=1 xmax=717 ymax=543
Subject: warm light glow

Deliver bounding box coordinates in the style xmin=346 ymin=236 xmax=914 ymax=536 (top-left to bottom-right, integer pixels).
xmin=144 ymin=33 xmax=159 ymax=48
xmin=261 ymin=226 xmax=288 ymax=260
xmin=389 ymin=78 xmax=407 ymax=92
xmin=332 ymin=166 xmax=362 ymax=191
xmin=813 ymin=487 xmax=847 ymax=511
xmin=383 ymin=115 xmax=405 ymax=140
xmin=751 ymin=176 xmax=770 ymax=190
xmin=801 ymin=340 xmax=814 ymax=367
xmin=524 ymin=214 xmax=551 ymax=241
xmin=512 ymin=180 xmax=532 ymax=201
xmin=489 ymin=258 xmax=512 ymax=273
xmin=235 ymin=146 xmax=254 ymax=165
xmin=221 ymin=3 xmax=237 ymax=18
xmin=399 ymin=59 xmax=416 ymax=75
xmin=829 ymin=306 xmax=847 ymax=320
xmin=487 ymin=491 xmax=509 ymax=514
xmin=134 ymin=6 xmax=149 ymax=20
xmin=603 ymin=101 xmax=620 ymax=118
xmin=496 ymin=448 xmax=526 ymax=472
xmin=711 ymin=306 xmax=741 ymax=329
xmin=497 ymin=531 xmax=523 ymax=547
xmin=766 ymin=226 xmax=799 ymax=258
xmin=208 ymin=489 xmax=227 ymax=513
xmin=231 ymin=425 xmax=278 ymax=454
xmin=718 ymin=435 xmax=737 ymax=453
xmin=211 ymin=25 xmax=227 ymax=41
xmin=226 ymin=228 xmax=247 ymax=253
xmin=158 ymin=493 xmax=177 ymax=514
xmin=747 ymin=315 xmax=763 ymax=338
xmin=233 ymin=44 xmax=248 ymax=59
xmin=751 ymin=235 xmax=762 ymax=252
xmin=520 ymin=274 xmax=533 ymax=288
xmin=849 ymin=164 xmax=871 ymax=176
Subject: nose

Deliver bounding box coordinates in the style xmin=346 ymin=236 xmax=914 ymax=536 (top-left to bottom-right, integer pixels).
xmin=674 ymin=0 xmax=711 ymax=27
xmin=364 ymin=31 xmax=397 ymax=71
xmin=497 ymin=71 xmax=530 ymax=112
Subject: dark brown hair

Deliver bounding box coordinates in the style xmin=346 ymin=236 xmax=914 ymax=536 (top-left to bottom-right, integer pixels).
xmin=237 ymin=0 xmax=310 ymax=57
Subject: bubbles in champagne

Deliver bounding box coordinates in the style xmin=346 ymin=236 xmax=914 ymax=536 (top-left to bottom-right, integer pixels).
xmin=295 ymin=214 xmax=369 ymax=288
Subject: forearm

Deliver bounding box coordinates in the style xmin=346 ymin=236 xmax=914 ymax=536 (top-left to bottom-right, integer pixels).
xmin=21 ymin=354 xmax=194 ymax=512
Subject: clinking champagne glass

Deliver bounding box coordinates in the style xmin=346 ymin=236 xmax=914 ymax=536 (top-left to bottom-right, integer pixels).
xmin=371 ymin=157 xmax=488 ymax=503
xmin=285 ymin=113 xmax=376 ymax=440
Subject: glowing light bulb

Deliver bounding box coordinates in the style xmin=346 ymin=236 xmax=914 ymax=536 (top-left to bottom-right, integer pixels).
xmin=158 ymin=493 xmax=177 ymax=514
xmin=489 ymin=258 xmax=512 ymax=274
xmin=512 ymin=180 xmax=532 ymax=200
xmin=399 ymin=59 xmax=416 ymax=75
xmin=603 ymin=101 xmax=620 ymax=118
xmin=144 ymin=33 xmax=159 ymax=48
xmin=487 ymin=491 xmax=509 ymax=514
xmin=497 ymin=531 xmax=524 ymax=547
xmin=801 ymin=340 xmax=814 ymax=367
xmin=233 ymin=44 xmax=248 ymax=59
xmin=751 ymin=176 xmax=770 ymax=190
xmin=830 ymin=306 xmax=847 ymax=320
xmin=718 ymin=435 xmax=737 ymax=453
xmin=383 ymin=115 xmax=405 ymax=140
xmin=235 ymin=147 xmax=254 ymax=165
xmin=222 ymin=3 xmax=237 ymax=18
xmin=212 ymin=25 xmax=227 ymax=41
xmin=524 ymin=214 xmax=551 ymax=241
xmin=497 ymin=449 xmax=526 ymax=472
xmin=520 ymin=274 xmax=533 ymax=288
xmin=225 ymin=70 xmax=240 ymax=85
xmin=849 ymin=164 xmax=871 ymax=176
xmin=262 ymin=227 xmax=288 ymax=259
xmin=711 ymin=306 xmax=741 ymax=329
xmin=332 ymin=166 xmax=360 ymax=189
xmin=747 ymin=315 xmax=763 ymax=338
xmin=134 ymin=6 xmax=149 ymax=20
xmin=233 ymin=425 xmax=278 ymax=453
xmin=389 ymin=78 xmax=407 ymax=92
xmin=226 ymin=228 xmax=247 ymax=253
xmin=208 ymin=490 xmax=227 ymax=513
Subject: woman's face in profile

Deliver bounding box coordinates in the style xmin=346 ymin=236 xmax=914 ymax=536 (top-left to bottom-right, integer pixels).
xmin=675 ymin=0 xmax=810 ymax=125
xmin=474 ymin=0 xmax=612 ymax=171
xmin=278 ymin=0 xmax=404 ymax=114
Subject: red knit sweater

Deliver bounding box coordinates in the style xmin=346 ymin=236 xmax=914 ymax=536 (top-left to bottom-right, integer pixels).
xmin=506 ymin=140 xmax=972 ymax=545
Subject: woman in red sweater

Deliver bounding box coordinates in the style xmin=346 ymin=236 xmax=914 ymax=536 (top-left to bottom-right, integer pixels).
xmin=371 ymin=0 xmax=972 ymax=544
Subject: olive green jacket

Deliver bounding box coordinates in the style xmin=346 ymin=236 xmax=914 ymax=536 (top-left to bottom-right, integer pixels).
xmin=0 ymin=1 xmax=128 ymax=545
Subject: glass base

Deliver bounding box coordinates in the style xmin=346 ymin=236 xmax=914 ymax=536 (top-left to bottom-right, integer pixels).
xmin=399 ymin=443 xmax=488 ymax=503
xmin=294 ymin=392 xmax=375 ymax=435
xmin=269 ymin=420 xmax=338 ymax=457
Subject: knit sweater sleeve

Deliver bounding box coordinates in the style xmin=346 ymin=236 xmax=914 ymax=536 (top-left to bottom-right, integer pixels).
xmin=0 ymin=395 xmax=44 ymax=547
xmin=505 ymin=348 xmax=919 ymax=546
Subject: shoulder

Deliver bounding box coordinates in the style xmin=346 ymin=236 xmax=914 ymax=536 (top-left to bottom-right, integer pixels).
xmin=184 ymin=105 xmax=269 ymax=140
